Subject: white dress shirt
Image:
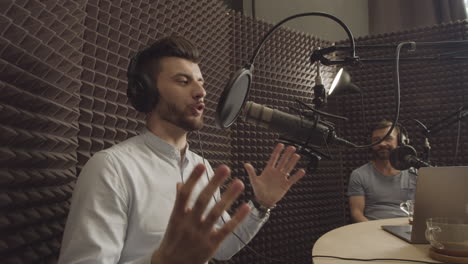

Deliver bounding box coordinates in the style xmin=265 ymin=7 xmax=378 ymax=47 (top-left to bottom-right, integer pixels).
xmin=58 ymin=129 xmax=268 ymax=264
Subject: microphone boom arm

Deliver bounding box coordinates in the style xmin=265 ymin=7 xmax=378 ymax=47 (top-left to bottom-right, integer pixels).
xmin=425 ymin=104 xmax=468 ymax=136
xmin=310 ymin=40 xmax=468 ymax=65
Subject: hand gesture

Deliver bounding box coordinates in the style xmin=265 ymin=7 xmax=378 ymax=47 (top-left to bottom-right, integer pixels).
xmin=151 ymin=164 xmax=250 ymax=264
xmin=244 ymin=143 xmax=305 ymax=208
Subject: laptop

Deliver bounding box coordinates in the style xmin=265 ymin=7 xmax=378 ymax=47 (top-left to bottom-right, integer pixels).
xmin=382 ymin=166 xmax=468 ymax=243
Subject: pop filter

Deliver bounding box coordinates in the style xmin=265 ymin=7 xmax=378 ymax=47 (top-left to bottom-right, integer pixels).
xmin=215 ymin=66 xmax=253 ymax=128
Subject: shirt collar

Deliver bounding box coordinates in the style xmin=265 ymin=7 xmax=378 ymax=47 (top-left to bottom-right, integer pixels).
xmin=142 ymin=128 xmax=190 ymax=161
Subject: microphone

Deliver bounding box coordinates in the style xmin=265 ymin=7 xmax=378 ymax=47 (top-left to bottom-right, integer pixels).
xmin=242 ymin=101 xmax=356 ymax=148
xmin=389 ymin=145 xmax=432 ymax=170
xmin=312 ymin=62 xmax=326 ymax=109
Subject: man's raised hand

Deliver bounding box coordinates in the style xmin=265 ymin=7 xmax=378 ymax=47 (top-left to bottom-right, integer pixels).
xmin=152 ymin=164 xmax=250 ymax=264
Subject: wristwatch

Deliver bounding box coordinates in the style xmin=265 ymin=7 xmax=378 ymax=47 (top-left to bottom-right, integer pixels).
xmin=249 ymin=198 xmax=276 ymax=218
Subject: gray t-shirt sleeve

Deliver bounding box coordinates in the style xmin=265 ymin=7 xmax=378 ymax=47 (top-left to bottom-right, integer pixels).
xmin=347 ymin=170 xmax=365 ymax=197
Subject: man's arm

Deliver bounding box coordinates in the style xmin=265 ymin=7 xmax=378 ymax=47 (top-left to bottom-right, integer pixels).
xmin=347 ymin=168 xmax=369 ymax=223
xmin=349 ymin=196 xmax=369 ymax=222
xmin=58 ymin=152 xmax=129 ymax=264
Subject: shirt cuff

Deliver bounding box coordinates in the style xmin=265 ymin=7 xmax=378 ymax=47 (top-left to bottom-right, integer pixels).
xmin=247 ymin=200 xmax=271 ymax=221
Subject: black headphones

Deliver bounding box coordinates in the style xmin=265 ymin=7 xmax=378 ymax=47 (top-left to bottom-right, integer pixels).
xmin=127 ymin=50 xmax=159 ymax=113
xmin=396 ymin=122 xmax=410 ymax=146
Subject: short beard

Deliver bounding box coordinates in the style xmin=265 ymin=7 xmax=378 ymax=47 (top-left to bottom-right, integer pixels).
xmin=158 ymin=101 xmax=204 ymax=132
xmin=371 ymin=147 xmax=393 ymax=161
xmin=179 ymin=117 xmax=204 ymax=132
xmin=371 ymin=151 xmax=390 ymax=160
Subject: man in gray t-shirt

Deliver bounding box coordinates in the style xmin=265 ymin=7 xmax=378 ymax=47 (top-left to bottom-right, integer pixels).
xmin=347 ymin=120 xmax=417 ymax=222
xmin=348 ymin=162 xmax=416 ymax=220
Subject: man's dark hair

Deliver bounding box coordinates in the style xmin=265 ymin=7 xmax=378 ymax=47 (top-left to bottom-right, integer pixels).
xmin=126 ymin=35 xmax=201 ymax=113
xmin=137 ymin=35 xmax=201 ymax=78
xmin=370 ymin=120 xmax=400 ymax=137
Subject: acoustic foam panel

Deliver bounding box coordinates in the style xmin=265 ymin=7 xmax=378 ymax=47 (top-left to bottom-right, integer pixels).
xmin=0 ymin=0 xmax=86 ymax=263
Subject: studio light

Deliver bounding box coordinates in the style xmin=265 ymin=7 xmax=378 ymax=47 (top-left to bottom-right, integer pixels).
xmin=329 ymin=68 xmax=361 ymax=97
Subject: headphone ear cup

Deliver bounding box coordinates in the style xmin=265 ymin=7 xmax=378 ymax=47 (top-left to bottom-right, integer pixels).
xmin=127 ymin=72 xmax=158 ymax=113
xmin=127 ymin=51 xmax=159 ymax=113
xmin=397 ymin=124 xmax=410 ymax=146
xmin=401 ymin=132 xmax=410 ymax=145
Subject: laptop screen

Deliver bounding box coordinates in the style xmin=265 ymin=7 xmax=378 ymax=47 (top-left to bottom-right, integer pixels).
xmin=410 ymin=166 xmax=468 ymax=243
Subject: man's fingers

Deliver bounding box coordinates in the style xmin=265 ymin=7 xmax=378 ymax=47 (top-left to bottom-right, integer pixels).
xmin=173 ymin=164 xmax=206 ymax=214
xmin=283 ymin=153 xmax=301 ymax=174
xmin=191 ymin=165 xmax=230 ymax=220
xmin=202 ymin=179 xmax=245 ymax=230
xmin=266 ymin=143 xmax=284 ymax=168
xmin=244 ymin=163 xmax=257 ymax=185
xmin=212 ymin=203 xmax=251 ymax=243
xmin=289 ymin=169 xmax=306 ymax=184
xmin=276 ymin=146 xmax=296 ymax=169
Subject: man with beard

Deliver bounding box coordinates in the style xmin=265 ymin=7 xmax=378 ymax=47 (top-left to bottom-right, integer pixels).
xmin=58 ymin=36 xmax=305 ymax=264
xmin=347 ymin=120 xmax=416 ymax=222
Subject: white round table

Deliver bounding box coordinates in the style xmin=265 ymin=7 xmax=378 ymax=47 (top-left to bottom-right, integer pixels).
xmin=312 ymin=217 xmax=441 ymax=264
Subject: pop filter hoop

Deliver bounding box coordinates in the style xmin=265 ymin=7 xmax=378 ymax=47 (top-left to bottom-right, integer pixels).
xmin=215 ymin=66 xmax=253 ymax=128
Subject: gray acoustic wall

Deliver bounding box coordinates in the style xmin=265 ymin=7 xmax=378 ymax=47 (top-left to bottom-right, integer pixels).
xmin=1 ymin=1 xmax=85 ymax=262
